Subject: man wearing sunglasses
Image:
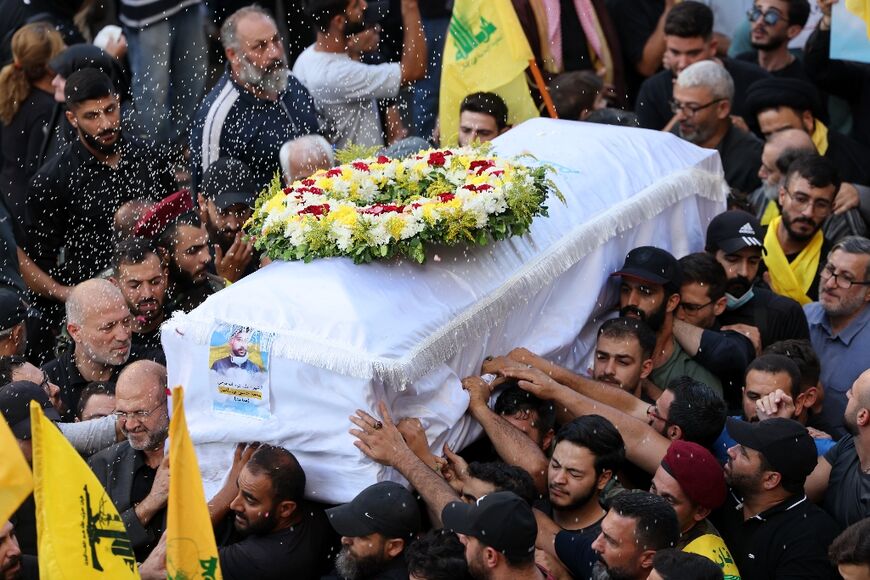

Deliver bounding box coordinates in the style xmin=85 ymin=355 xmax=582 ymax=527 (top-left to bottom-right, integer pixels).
xmin=735 ymin=0 xmax=811 ymax=79
xmin=803 ymin=236 xmax=870 ymax=437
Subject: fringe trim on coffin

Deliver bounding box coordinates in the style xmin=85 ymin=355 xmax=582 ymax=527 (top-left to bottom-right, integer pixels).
xmin=168 ymin=167 xmax=727 ymax=388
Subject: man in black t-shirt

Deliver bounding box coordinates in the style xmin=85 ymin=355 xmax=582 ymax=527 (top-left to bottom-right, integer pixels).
xmin=735 ymin=0 xmax=810 ymax=80
xmin=636 ymin=1 xmax=769 ymax=131
xmin=210 ymin=444 xmax=337 ymax=580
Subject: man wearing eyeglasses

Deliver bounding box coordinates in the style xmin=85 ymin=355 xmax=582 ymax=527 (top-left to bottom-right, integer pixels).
xmin=88 ymin=360 xmax=169 ymax=563
xmin=803 ymin=236 xmax=870 ymax=437
xmin=671 ymin=60 xmax=763 ymax=195
xmin=761 ymin=153 xmax=838 ymax=305
xmin=735 ymin=0 xmax=811 ymax=78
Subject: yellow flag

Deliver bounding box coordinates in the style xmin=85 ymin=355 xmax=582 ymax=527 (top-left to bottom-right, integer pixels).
xmin=439 ymin=0 xmax=540 ymax=146
xmin=0 ymin=415 xmax=32 ymax=525
xmin=29 ymin=401 xmax=140 ymax=579
xmin=845 ymin=0 xmax=870 ymax=38
xmin=166 ymin=386 xmax=222 ymax=580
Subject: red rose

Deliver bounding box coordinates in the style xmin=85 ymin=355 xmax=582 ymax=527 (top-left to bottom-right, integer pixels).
xmin=283 ymin=187 xmax=294 ymax=195
xmin=437 ymin=193 xmax=455 ymax=202
xmin=299 ymin=204 xmax=330 ymax=217
xmin=469 ymin=159 xmax=495 ymax=175
xmin=326 ymin=168 xmax=342 ymax=177
xmin=352 ymin=161 xmax=370 ymax=172
xmin=428 ymin=152 xmax=447 ymax=167
xmin=377 ymin=155 xmax=390 ymax=164
xmin=301 ymin=178 xmax=315 ymax=186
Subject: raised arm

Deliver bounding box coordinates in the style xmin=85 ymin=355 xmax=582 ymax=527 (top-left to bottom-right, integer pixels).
xmin=398 ymin=0 xmax=426 ymax=84
xmin=351 ymin=402 xmax=458 ymax=526
xmin=463 ymin=376 xmax=549 ymax=494
xmin=501 ymin=367 xmax=671 ymax=474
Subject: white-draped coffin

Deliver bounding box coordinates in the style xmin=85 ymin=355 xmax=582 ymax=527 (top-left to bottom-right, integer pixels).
xmin=163 ymin=118 xmax=728 ymax=503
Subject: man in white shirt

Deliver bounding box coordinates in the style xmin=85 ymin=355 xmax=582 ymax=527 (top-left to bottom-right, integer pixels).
xmin=293 ymin=0 xmax=426 ymax=148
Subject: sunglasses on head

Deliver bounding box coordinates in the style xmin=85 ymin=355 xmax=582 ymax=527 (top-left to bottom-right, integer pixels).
xmin=747 ymin=6 xmax=787 ymax=26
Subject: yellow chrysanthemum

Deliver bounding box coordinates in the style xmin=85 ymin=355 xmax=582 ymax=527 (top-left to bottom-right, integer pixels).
xmin=386 ymin=215 xmax=406 ymax=240
xmin=328 ymin=205 xmax=358 ymax=227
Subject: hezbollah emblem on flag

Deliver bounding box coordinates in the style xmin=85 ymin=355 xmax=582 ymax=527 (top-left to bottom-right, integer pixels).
xmin=78 ymin=484 xmax=137 ymax=573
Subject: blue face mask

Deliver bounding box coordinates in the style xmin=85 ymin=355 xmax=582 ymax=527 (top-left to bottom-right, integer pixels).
xmin=726 ymin=287 xmax=755 ymax=310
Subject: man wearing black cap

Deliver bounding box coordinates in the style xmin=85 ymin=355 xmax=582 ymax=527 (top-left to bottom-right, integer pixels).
xmin=706 ymin=210 xmax=809 ymax=348
xmin=0 ymin=289 xmax=27 ymax=357
xmin=197 ymin=157 xmax=259 ymax=282
xmin=712 ymin=417 xmax=839 ymax=578
xmin=25 ymin=68 xmax=176 ymax=291
xmin=613 ymin=246 xmax=722 ymax=395
xmin=442 ymin=491 xmax=543 ymax=580
xmin=744 ymin=76 xmax=870 ymax=186
xmin=325 ymin=481 xmax=421 ymax=580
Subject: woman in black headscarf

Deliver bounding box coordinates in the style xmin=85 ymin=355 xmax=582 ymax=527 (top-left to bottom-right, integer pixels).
xmin=36 ymin=43 xmax=131 ymax=167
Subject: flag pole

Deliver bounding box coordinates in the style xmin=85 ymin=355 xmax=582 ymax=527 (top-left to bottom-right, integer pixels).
xmin=528 ymin=59 xmax=558 ymax=119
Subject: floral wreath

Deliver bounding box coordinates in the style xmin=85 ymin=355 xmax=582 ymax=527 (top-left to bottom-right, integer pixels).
xmin=246 ymin=146 xmax=562 ymax=264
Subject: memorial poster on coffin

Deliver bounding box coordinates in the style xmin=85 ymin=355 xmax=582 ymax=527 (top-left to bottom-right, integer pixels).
xmin=209 ymin=323 xmax=274 ymax=419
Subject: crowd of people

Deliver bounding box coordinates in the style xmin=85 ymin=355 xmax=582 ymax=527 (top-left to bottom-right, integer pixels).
xmin=1 ymin=0 xmax=870 ymax=578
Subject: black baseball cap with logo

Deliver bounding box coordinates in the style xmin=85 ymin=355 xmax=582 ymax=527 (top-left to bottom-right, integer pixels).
xmin=201 ymin=158 xmax=260 ymax=211
xmin=0 ymin=288 xmax=26 ymax=331
xmin=705 ymin=210 xmax=766 ymax=255
xmin=441 ymin=491 xmax=537 ymax=560
xmin=326 ymin=481 xmax=421 ymax=540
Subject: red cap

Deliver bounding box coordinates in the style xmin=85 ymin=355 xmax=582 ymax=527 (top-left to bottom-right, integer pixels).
xmin=661 ymin=440 xmax=726 ymax=510
xmin=132 ymin=189 xmax=194 ymax=238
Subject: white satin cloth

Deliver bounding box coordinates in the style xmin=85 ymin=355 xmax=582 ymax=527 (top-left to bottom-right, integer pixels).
xmin=163 ymin=118 xmax=728 ymax=502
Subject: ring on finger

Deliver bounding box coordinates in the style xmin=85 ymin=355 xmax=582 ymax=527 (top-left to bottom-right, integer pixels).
xmin=373 ymin=420 xmax=383 ymax=430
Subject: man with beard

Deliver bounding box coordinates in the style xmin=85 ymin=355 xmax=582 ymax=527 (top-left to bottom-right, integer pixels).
xmin=111 ymin=238 xmax=168 ymax=363
xmin=441 ymin=491 xmax=544 ymax=580
xmin=735 ymin=0 xmax=811 ymax=79
xmin=0 ymin=521 xmax=36 ymax=580
xmin=189 ymin=5 xmax=319 ymax=193
xmin=806 ymin=370 xmax=870 ymax=529
xmin=88 ymin=360 xmax=170 ymax=562
xmin=211 ymin=326 xmax=263 ymax=374
xmin=712 ymin=418 xmax=839 ymax=578
xmin=42 ymin=279 xmax=133 ymax=421
xmin=803 ymin=236 xmax=870 ymax=437
xmin=749 ymin=130 xmax=868 ymax=243
xmin=325 ymin=481 xmax=421 ymax=580
xmin=613 ymin=246 xmax=722 ymax=396
xmin=198 ymin=157 xmax=259 ymax=283
xmin=294 ymin=0 xmax=425 ymax=148
xmin=197 ymin=443 xmax=336 ymax=579
xmin=587 ymin=492 xmax=679 ymax=580
xmin=23 ymin=69 xmax=174 ymax=361
xmin=671 ymin=61 xmax=763 ymax=194
xmin=706 ymin=210 xmax=810 ymax=348
xmin=636 ymin=1 xmax=769 ymax=131
xmin=761 ymin=153 xmax=839 ymax=304
xmin=157 ymin=215 xmax=225 ymax=315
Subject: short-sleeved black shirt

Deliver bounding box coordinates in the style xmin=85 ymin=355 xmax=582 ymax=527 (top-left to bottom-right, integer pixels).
xmin=822 ymin=435 xmax=870 ymax=529
xmin=717 ymin=286 xmax=810 ymax=348
xmin=219 ymin=507 xmax=337 ymax=580
xmin=605 ymin=0 xmax=664 ymax=103
xmin=734 ymin=51 xmax=810 ymax=82
xmin=712 ymin=492 xmax=840 ymax=579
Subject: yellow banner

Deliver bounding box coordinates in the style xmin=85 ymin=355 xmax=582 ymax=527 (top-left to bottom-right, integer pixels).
xmin=29 ymin=401 xmax=140 ymax=579
xmin=0 ymin=415 xmax=32 ymax=525
xmin=166 ymin=386 xmax=222 ymax=580
xmin=439 ymin=0 xmax=539 ymax=145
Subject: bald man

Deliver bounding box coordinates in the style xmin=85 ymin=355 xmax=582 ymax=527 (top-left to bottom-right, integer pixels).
xmin=42 ymin=279 xmax=133 ymax=421
xmin=749 ymin=128 xmax=869 ymax=241
xmin=88 ymin=360 xmax=169 ymax=563
xmin=280 ymin=135 xmax=335 ymax=185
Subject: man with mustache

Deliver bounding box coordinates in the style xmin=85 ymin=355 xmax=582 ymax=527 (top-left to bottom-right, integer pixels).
xmin=761 ymin=153 xmax=838 ymax=305
xmin=293 ymin=0 xmax=426 ymax=148
xmin=734 ymin=0 xmax=811 ymax=78
xmin=591 ymin=317 xmax=656 ymax=400
xmin=23 ymin=69 xmax=175 ymax=361
xmin=88 ymin=360 xmax=170 ymax=562
xmin=189 ymin=5 xmax=320 ymax=194
xmin=707 ymin=210 xmax=810 ymax=349
xmin=613 ymin=246 xmax=722 ymax=396
xmin=110 ymin=237 xmax=168 ymax=363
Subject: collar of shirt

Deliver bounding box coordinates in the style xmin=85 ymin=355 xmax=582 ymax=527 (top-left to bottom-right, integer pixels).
xmin=730 ymin=491 xmax=808 ymax=523
xmin=807 ymin=301 xmax=870 ymax=345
